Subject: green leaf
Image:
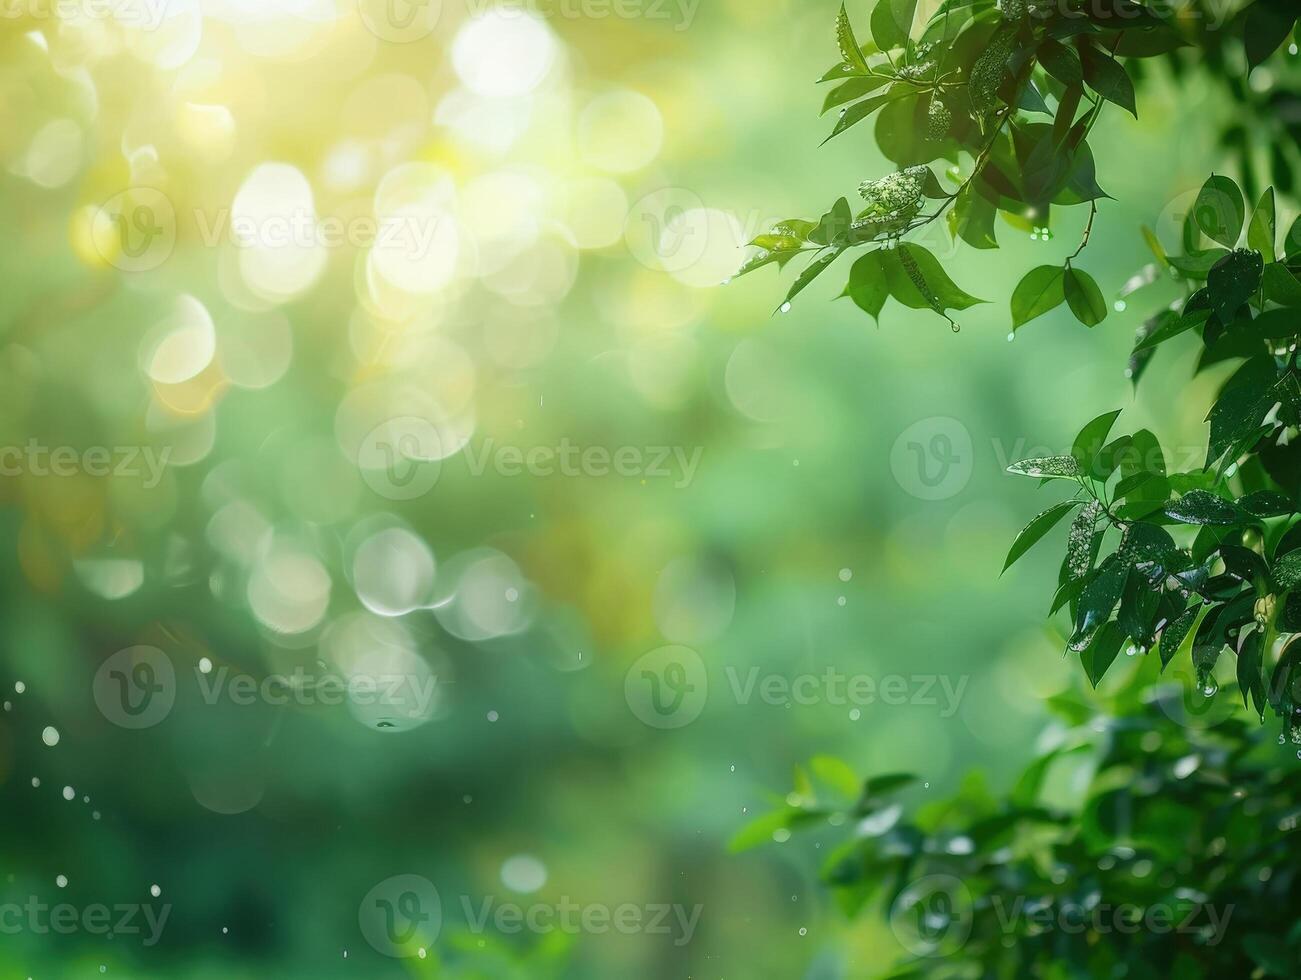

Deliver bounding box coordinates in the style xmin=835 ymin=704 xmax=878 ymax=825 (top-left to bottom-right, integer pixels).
xmin=1079 ymin=611 xmax=1126 ymax=683
xmin=1063 ymin=267 xmax=1108 ymax=326
xmin=1079 ymin=42 xmax=1136 ymax=116
xmin=1159 ymin=604 xmax=1199 ymax=668
xmin=1004 ymin=499 xmax=1082 ymax=573
xmin=1273 ymin=549 xmax=1301 ymax=590
xmin=1262 ymin=262 xmax=1301 ymax=306
xmin=1206 ymin=248 xmax=1264 ymax=323
xmin=1193 ymin=174 xmax=1245 ymax=248
xmin=881 ymin=243 xmax=984 ymax=318
xmin=810 ymin=755 xmax=861 ymax=800
xmin=870 ymin=0 xmax=918 ymax=53
xmin=1006 ymin=456 xmax=1082 ymax=480
xmin=1037 ymin=39 xmax=1082 ymax=86
xmin=1163 ymin=490 xmax=1246 ymax=526
xmin=948 ymin=184 xmax=998 ymax=250
xmin=822 ymin=74 xmax=891 ymax=115
xmin=779 ymin=248 xmax=845 ymax=312
xmin=728 ymin=809 xmax=799 ymax=853
xmin=1011 ymin=265 xmax=1067 ymax=330
xmin=842 ymin=250 xmax=889 ymax=320
xmin=1244 ymin=0 xmax=1298 ymax=69
xmin=824 ymin=91 xmax=897 ymax=143
xmin=1247 ymin=187 xmax=1277 ymax=261
xmin=836 ymin=5 xmax=871 ymax=73
xmin=1072 ymin=409 xmax=1122 ymax=470
xmin=1238 ymin=490 xmax=1292 ymax=518
xmin=1237 ymin=630 xmax=1265 ymax=715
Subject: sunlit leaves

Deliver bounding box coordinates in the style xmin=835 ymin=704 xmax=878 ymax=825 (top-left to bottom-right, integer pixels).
xmin=1072 ymin=409 xmax=1122 ymax=471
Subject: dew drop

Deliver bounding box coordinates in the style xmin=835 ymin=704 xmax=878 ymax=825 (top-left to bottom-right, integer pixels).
xmin=487 ymin=710 xmax=499 ymax=722
xmin=849 ymin=708 xmax=861 ymax=721
xmin=1007 ymin=332 xmax=1015 ymax=342
xmin=150 ymin=885 xmax=161 ymax=898
xmin=798 ymin=927 xmax=808 ymax=936
xmin=779 ymin=302 xmax=792 ymax=314
xmin=62 ymin=786 xmax=75 ymax=801
xmin=1114 ymin=300 xmax=1127 ymax=312
xmin=15 ymin=681 xmax=25 ymax=694
xmin=56 ymin=875 xmax=68 ymax=888
xmin=838 ymin=568 xmax=852 ymax=582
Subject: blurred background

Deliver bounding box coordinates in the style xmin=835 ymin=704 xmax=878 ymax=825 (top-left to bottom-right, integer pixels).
xmin=0 ymin=0 xmax=1262 ymax=976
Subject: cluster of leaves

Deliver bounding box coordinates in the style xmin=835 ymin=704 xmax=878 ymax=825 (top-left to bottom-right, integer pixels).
xmin=738 ymin=0 xmax=1190 ymax=327
xmin=741 ymin=1 xmax=1298 ymax=334
xmin=1004 ymin=175 xmax=1301 ymax=729
xmin=735 ymin=674 xmax=1301 ymax=976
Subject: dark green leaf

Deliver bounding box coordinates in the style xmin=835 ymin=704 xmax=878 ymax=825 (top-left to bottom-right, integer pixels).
xmin=1163 ymin=490 xmax=1246 ymax=526
xmin=1063 ymin=267 xmax=1108 ymax=326
xmin=869 ymin=0 xmax=918 ymax=52
xmin=1206 ymin=248 xmax=1264 ymax=323
xmin=1081 ymin=619 xmax=1126 ymax=686
xmin=1159 ymin=604 xmax=1199 ymax=668
xmin=1072 ymin=409 xmax=1122 ymax=470
xmin=1079 ymin=42 xmax=1136 ymax=116
xmin=881 ymin=243 xmax=985 ymax=317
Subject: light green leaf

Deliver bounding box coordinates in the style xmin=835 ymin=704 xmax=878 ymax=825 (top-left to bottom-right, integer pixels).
xmin=1011 ymin=265 xmax=1067 ymax=330
xmin=1004 ymin=499 xmax=1083 ymax=573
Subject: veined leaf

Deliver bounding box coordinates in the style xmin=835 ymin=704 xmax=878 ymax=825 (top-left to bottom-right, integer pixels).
xmin=1193 ymin=174 xmax=1245 ymax=248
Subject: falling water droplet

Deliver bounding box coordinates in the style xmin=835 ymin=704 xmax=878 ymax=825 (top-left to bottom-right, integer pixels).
xmin=56 ymin=875 xmax=68 ymax=888
xmin=1114 ymin=300 xmax=1127 ymax=312
xmin=1007 ymin=332 xmax=1015 ymax=342
xmin=41 ymin=726 xmax=60 ymax=746
xmin=798 ymin=927 xmax=808 ymax=936
xmin=150 ymin=885 xmax=161 ymax=898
